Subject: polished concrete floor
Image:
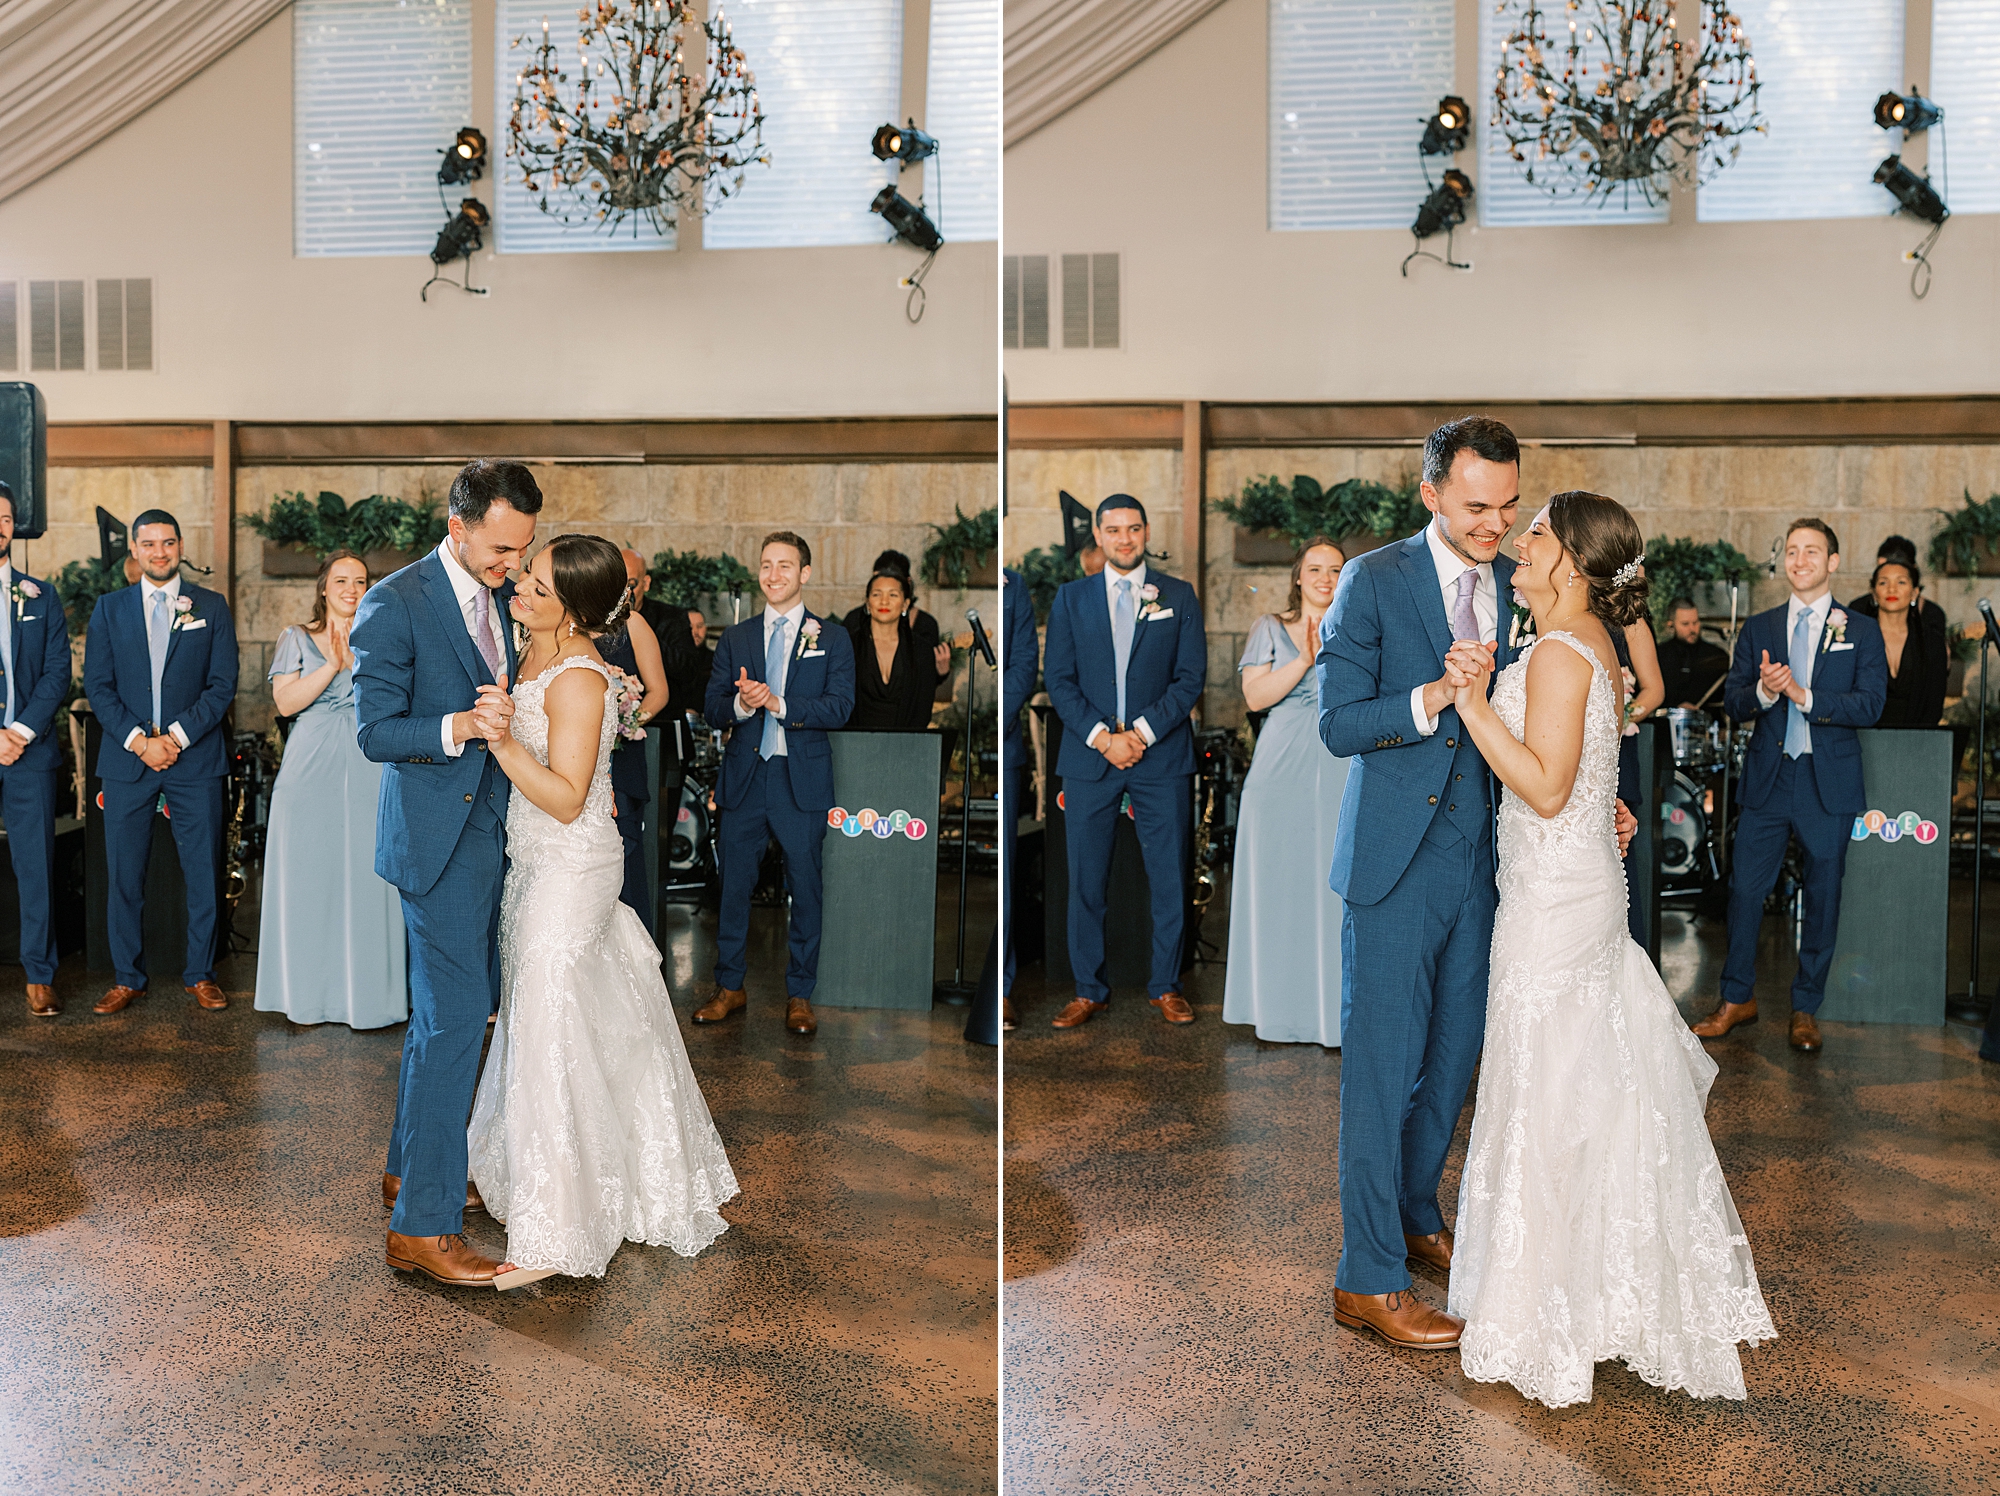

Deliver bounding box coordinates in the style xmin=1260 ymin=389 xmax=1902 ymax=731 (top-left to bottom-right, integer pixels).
xmin=1004 ymin=885 xmax=2000 ymax=1495
xmin=0 ymin=872 xmax=996 ymax=1495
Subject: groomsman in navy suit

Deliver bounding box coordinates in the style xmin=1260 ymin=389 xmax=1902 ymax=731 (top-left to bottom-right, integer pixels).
xmin=1698 ymin=518 xmax=1887 ymax=1053
xmin=84 ymin=509 xmax=239 ymax=1015
xmin=0 ymin=482 xmax=75 ymax=1016
xmin=695 ymin=531 xmax=856 ymax=1038
xmin=1041 ymin=495 xmax=1208 ymax=1028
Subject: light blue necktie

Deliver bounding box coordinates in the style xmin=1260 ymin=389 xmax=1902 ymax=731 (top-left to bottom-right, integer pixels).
xmin=0 ymin=569 xmax=15 ymax=729
xmin=1784 ymin=605 xmax=1815 ymax=758
xmin=1112 ymin=577 xmax=1135 ymax=727
xmin=758 ymin=614 xmax=788 ymax=760
xmin=148 ymin=588 xmax=172 ymax=733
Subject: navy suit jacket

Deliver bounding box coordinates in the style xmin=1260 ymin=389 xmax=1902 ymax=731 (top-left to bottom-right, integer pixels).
xmin=704 ymin=608 xmax=856 ymax=815
xmin=351 ymin=552 xmax=520 ymax=897
xmin=1002 ymin=568 xmax=1037 ymax=772
xmin=1043 ymin=566 xmax=1206 ymax=783
xmin=1724 ymin=601 xmax=1888 ymax=817
xmin=1 ymin=569 xmax=72 ymax=774
xmin=85 ymin=580 xmax=239 ymax=784
xmin=1317 ymin=530 xmax=1519 ymax=907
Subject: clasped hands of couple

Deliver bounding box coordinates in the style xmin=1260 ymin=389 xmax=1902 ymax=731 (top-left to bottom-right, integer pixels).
xmin=453 ymin=676 xmax=518 ymax=749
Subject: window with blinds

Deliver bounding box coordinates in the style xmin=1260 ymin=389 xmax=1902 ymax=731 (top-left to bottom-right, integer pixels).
xmin=1930 ymin=0 xmax=2000 ymax=215
xmin=1697 ymin=0 xmax=1904 ymax=222
xmin=1002 ymin=254 xmax=1049 ymax=348
xmin=494 ymin=0 xmax=674 ymax=254
xmin=294 ymin=0 xmax=474 ymax=257
xmin=0 ymin=285 xmax=15 ymax=373
xmin=95 ymin=280 xmax=154 ymax=371
xmin=27 ymin=282 xmax=84 ymax=372
xmin=924 ymin=0 xmax=998 ymax=242
xmin=1269 ymin=0 xmax=1456 ymax=231
xmin=1477 ymin=2 xmax=1668 ymax=226
xmin=702 ymin=0 xmax=903 ymax=250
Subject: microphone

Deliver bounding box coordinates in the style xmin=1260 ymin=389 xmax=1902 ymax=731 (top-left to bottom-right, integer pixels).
xmin=965 ymin=608 xmax=996 ymax=668
xmin=1765 ymin=538 xmax=1781 ymax=577
xmin=1979 ymin=598 xmax=2000 ymax=649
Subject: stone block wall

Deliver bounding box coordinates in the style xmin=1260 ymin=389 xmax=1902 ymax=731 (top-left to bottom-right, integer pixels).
xmin=1007 ymin=443 xmax=2000 ymax=727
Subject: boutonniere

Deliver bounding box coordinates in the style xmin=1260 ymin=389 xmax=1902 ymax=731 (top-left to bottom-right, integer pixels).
xmin=1823 ymin=608 xmax=1847 ymax=649
xmin=792 ymin=615 xmax=822 ymax=659
xmin=1137 ymin=583 xmax=1164 ymax=619
xmin=169 ymin=595 xmax=197 ymax=631
xmin=9 ymin=578 xmax=39 ymax=610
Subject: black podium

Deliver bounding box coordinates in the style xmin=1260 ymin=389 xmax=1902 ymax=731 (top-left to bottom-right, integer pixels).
xmin=1819 ymin=727 xmax=1951 ymax=1025
xmin=815 ymin=731 xmax=942 ymax=1010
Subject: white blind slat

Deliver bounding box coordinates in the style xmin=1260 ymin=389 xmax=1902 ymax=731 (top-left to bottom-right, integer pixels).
xmin=924 ymin=0 xmax=999 ymax=243
xmin=1269 ymin=0 xmax=1457 ymax=232
xmin=1697 ymin=0 xmax=1904 ymax=223
xmin=702 ymin=0 xmax=903 ymax=251
xmin=1929 ymin=0 xmax=2000 ymax=216
xmin=495 ymin=1 xmax=675 ymax=254
xmin=295 ymin=0 xmax=474 ymax=258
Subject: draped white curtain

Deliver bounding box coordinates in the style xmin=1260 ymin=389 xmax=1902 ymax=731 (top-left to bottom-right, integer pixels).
xmin=0 ymin=0 xmax=291 ymax=204
xmin=1005 ymin=0 xmax=1228 ymax=146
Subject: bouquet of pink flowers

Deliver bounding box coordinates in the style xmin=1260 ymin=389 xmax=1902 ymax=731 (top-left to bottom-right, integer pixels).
xmin=607 ymin=666 xmax=648 ymax=741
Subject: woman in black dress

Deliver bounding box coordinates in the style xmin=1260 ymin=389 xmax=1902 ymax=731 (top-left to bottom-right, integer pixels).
xmin=843 ymin=565 xmax=951 ymax=731
xmin=1862 ymin=556 xmax=1948 ymax=727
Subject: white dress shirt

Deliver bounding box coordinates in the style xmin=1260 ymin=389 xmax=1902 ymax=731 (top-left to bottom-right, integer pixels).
xmin=0 ymin=560 xmax=32 ymax=744
xmin=1084 ymin=559 xmax=1159 ymax=749
xmin=1412 ymin=521 xmax=1498 ymax=736
xmin=1755 ymin=590 xmax=1830 ymax=741
xmin=123 ymin=573 xmax=189 ymax=753
xmin=437 ymin=537 xmax=512 ymax=759
xmin=735 ymin=600 xmax=805 ymax=755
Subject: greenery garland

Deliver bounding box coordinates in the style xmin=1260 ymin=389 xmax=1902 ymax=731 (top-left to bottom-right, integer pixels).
xmin=1211 ymin=474 xmax=1427 ymax=548
xmin=244 ymin=490 xmax=448 ymax=558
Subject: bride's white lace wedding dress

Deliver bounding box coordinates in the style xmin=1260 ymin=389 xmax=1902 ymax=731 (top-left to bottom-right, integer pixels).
xmin=1448 ymin=631 xmax=1776 ymax=1408
xmin=467 ymin=654 xmax=739 ymax=1277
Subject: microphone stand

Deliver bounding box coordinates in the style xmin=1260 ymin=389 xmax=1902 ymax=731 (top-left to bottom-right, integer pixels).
xmin=1953 ymin=605 xmax=1998 ymax=1028
xmin=935 ymin=611 xmax=994 ymax=1006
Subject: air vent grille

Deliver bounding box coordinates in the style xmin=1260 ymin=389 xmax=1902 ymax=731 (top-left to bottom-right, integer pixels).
xmin=0 ymin=284 xmax=15 ymax=372
xmin=1020 ymin=255 xmax=1049 ymax=348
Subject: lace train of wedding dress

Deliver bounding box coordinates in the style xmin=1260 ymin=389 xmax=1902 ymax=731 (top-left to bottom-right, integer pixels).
xmin=467 ymin=654 xmax=739 ymax=1277
xmin=1448 ymin=631 xmax=1776 ymax=1408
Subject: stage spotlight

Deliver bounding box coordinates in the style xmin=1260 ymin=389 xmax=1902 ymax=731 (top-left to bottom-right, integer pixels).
xmin=871 ymin=119 xmax=938 ymax=166
xmin=1873 ymin=89 xmax=1941 ymax=136
xmin=870 ymin=186 xmax=943 ymax=252
xmin=1420 ymin=96 xmax=1471 ymax=156
xmin=438 ymin=126 xmax=488 ymax=185
xmin=431 ymin=197 xmax=491 ymax=265
xmin=1874 ymin=156 xmax=1948 ymax=224
xmin=1413 ymin=169 xmax=1474 ymax=238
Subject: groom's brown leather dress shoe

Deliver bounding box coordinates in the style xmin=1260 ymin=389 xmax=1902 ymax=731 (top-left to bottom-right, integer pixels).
xmin=1150 ymin=991 xmax=1195 ymax=1024
xmin=1691 ymin=998 xmax=1757 ymax=1039
xmin=186 ymin=980 xmax=228 ymax=1010
xmin=26 ymin=984 xmax=58 ymax=1017
xmin=386 ymin=1230 xmax=504 ymax=1287
xmin=1333 ymin=1288 xmax=1464 ymax=1349
xmin=382 ymin=1173 xmax=485 ymax=1214
xmin=93 ymin=984 xmax=143 ymax=1015
xmin=785 ymin=996 xmax=818 ymax=1035
xmin=692 ymin=987 xmax=746 ymax=1024
xmin=1050 ymin=997 xmax=1107 ymax=1028
xmin=1789 ymin=1010 xmax=1822 ymax=1052
xmin=1404 ymin=1229 xmax=1453 ymax=1278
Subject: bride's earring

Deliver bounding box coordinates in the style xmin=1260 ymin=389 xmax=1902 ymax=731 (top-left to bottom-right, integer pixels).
xmin=1567 ymin=570 xmax=1579 ymax=588
xmin=567 ymin=620 xmax=577 ymax=639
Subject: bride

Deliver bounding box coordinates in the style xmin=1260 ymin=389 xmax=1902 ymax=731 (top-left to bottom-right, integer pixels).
xmin=466 ymin=533 xmax=739 ymax=1287
xmin=1442 ymin=491 xmax=1775 ymax=1408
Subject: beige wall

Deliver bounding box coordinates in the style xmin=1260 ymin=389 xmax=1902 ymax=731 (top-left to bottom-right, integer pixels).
xmin=1008 ymin=442 xmax=2000 ymax=725
xmin=1002 ymin=0 xmax=2000 ymax=404
xmin=1 ymin=7 xmax=996 ymax=423
xmin=42 ymin=460 xmax=997 ymax=731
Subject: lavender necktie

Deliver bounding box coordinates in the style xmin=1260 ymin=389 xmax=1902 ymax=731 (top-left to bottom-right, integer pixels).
xmin=472 ymin=585 xmax=502 ymax=678
xmin=1450 ymin=568 xmax=1479 ymax=643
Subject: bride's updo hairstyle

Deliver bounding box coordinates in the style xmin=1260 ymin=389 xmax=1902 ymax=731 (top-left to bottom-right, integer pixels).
xmin=1545 ymin=490 xmax=1650 ymax=627
xmin=544 ymin=533 xmax=634 ymax=636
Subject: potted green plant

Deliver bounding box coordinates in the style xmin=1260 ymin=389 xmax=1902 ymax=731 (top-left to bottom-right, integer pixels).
xmin=1927 ymin=490 xmax=2000 ymax=577
xmin=245 ymin=490 xmax=448 ymax=576
xmin=923 ymin=505 xmax=1000 ymax=591
xmin=1213 ymin=474 xmax=1427 ymax=564
xmin=1014 ymin=545 xmax=1084 ymax=624
xmin=1640 ymin=536 xmax=1760 ymax=628
xmin=648 ymin=547 xmax=755 ymax=610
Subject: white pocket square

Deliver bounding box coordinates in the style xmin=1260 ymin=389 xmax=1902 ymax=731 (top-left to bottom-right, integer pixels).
xmin=1144 ymin=608 xmax=1174 ymax=620
xmin=1828 ymin=641 xmax=1854 ymax=652
xmin=178 ymin=619 xmax=208 ymax=631
xmin=801 ymin=648 xmax=826 ymax=658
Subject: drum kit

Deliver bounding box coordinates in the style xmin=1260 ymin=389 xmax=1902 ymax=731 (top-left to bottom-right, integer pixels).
xmin=663 ymin=712 xmax=724 ymax=893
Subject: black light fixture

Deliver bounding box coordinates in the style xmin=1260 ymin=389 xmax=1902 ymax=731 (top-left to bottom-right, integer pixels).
xmin=1874 ymin=155 xmax=1947 ymax=224
xmin=870 ymin=185 xmax=943 ymax=252
xmin=1413 ymin=169 xmax=1474 ymax=238
xmin=1419 ymin=95 xmax=1471 ymax=156
xmin=872 ymin=118 xmax=938 ymax=165
xmin=1873 ymin=88 xmax=1942 ymax=136
xmin=438 ymin=126 xmax=488 ymax=185
xmin=423 ymin=197 xmax=492 ymax=301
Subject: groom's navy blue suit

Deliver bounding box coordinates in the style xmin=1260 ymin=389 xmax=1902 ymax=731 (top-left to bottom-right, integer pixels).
xmin=1318 ymin=529 xmax=1517 ymax=1296
xmin=353 ymin=551 xmax=518 ymax=1239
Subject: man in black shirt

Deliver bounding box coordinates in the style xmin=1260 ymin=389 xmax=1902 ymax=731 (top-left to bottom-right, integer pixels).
xmin=1655 ymin=598 xmax=1730 ymax=710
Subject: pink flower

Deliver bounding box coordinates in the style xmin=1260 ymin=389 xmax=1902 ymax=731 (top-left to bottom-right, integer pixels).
xmin=16 ymin=579 xmax=37 ymax=599
xmin=1140 ymin=584 xmax=1159 ymax=602
xmin=172 ymin=596 xmax=193 ymax=615
xmin=801 ymin=617 xmax=821 ymax=641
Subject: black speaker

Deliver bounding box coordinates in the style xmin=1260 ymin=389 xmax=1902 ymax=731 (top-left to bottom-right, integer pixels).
xmin=0 ymin=383 xmax=47 ymax=539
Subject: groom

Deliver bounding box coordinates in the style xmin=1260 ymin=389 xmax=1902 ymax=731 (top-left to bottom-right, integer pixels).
xmin=1317 ymin=416 xmax=1526 ymax=1349
xmin=353 ymin=459 xmax=538 ymax=1286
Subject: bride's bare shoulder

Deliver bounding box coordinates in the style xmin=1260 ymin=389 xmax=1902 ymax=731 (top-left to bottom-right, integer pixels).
xmin=1523 ymin=632 xmax=1601 ymax=691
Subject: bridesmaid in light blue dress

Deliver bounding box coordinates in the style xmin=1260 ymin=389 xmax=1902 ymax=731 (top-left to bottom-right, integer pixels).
xmin=1223 ymin=538 xmax=1349 ymax=1046
xmin=256 ymin=551 xmax=409 ymax=1028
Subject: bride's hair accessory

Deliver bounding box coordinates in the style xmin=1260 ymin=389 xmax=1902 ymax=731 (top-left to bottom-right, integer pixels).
xmin=1611 ymin=552 xmax=1645 ymax=589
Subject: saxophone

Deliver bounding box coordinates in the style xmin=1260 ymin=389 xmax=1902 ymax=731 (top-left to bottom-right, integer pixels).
xmin=223 ymin=768 xmax=247 ymax=907
xmin=1191 ymin=769 xmax=1219 ymax=910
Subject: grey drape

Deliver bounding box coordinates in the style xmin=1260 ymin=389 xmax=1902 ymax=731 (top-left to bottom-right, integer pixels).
xmin=1005 ymin=0 xmax=1229 ymax=146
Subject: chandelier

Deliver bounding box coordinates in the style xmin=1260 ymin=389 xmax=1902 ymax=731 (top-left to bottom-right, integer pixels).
xmin=1490 ymin=1 xmax=1764 ymax=205
xmin=507 ymin=1 xmax=769 ymax=237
